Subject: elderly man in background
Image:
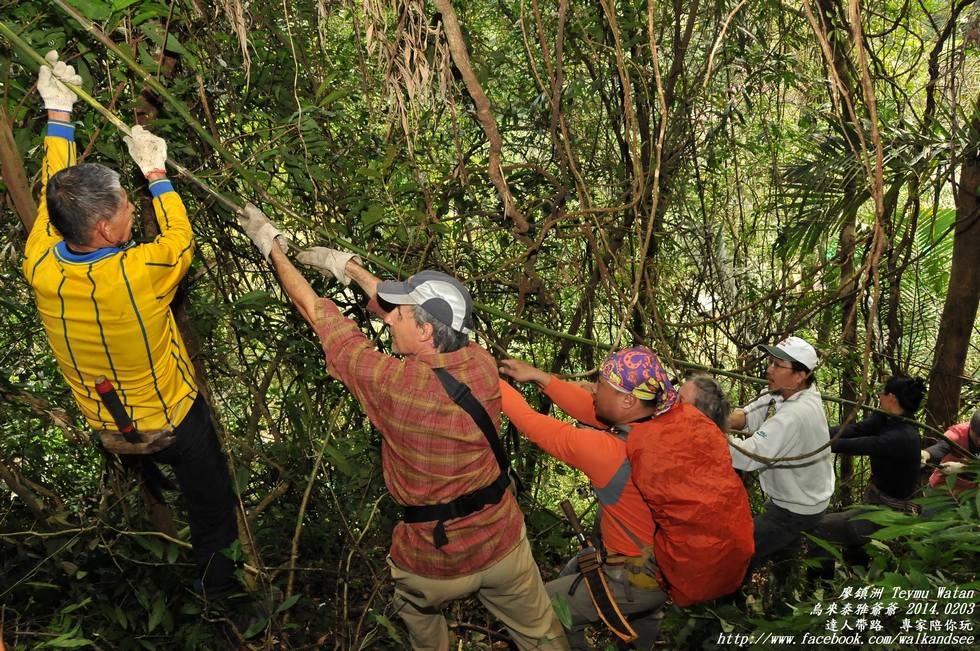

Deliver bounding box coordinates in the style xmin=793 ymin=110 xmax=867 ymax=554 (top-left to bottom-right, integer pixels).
xmin=23 ymin=52 xmax=239 ymax=600
xmin=727 ymin=336 xmax=834 ymax=578
xmin=236 ymin=216 xmax=568 ymax=650
xmin=677 ymin=374 xmax=731 ymax=433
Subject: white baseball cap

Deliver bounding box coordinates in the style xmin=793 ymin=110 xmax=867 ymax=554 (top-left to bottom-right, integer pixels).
xmin=376 ymin=270 xmax=473 ymax=334
xmin=760 ymin=336 xmax=818 ymax=371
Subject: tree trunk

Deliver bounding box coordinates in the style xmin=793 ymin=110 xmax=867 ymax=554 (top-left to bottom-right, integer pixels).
xmin=837 ymin=210 xmax=858 ymax=502
xmin=925 ymin=96 xmax=980 ymax=429
xmin=432 ymin=0 xmax=528 ymax=233
xmin=0 ymin=106 xmax=36 ymax=229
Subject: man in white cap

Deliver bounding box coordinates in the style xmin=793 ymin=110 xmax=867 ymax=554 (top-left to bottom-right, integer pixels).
xmin=236 ymin=216 xmax=568 ymax=650
xmin=727 ymin=336 xmax=835 ymax=577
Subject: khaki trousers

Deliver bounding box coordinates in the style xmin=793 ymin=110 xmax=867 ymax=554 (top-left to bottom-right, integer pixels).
xmin=388 ymin=531 xmax=570 ymax=651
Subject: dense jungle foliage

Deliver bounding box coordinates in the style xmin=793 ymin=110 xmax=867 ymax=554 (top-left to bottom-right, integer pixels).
xmin=1 ymin=0 xmax=979 ymax=649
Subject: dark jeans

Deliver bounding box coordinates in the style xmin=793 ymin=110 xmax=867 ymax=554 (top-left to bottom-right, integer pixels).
xmin=749 ymin=501 xmax=825 ymax=577
xmin=152 ymin=394 xmax=239 ymax=597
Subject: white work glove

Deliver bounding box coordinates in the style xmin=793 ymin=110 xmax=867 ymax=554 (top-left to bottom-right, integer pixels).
xmin=920 ymin=450 xmax=931 ymax=467
xmin=123 ymin=125 xmax=168 ymax=176
xmin=939 ymin=461 xmax=965 ymax=475
xmin=37 ymin=51 xmax=82 ymax=112
xmin=296 ymin=247 xmax=362 ymax=286
xmin=240 ymin=203 xmax=287 ymax=260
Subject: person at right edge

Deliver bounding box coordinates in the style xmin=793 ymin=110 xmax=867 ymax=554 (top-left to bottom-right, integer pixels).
xmin=921 ymin=407 xmax=980 ymax=498
xmin=727 ymin=336 xmax=835 ymax=583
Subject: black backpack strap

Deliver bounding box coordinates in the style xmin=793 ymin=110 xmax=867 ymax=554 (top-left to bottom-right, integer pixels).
xmin=399 ymin=369 xmax=518 ymax=549
xmin=432 ymin=367 xmax=511 ymax=474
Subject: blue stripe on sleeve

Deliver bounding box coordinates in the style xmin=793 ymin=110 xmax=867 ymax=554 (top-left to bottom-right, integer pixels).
xmin=46 ymin=121 xmax=75 ymax=140
xmin=148 ymin=178 xmax=174 ymax=197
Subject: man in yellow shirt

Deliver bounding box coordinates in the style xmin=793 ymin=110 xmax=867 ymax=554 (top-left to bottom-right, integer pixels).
xmin=23 ymin=51 xmax=238 ymax=598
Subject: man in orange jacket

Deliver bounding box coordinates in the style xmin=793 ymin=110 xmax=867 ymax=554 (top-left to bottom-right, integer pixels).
xmin=501 ymin=347 xmax=754 ymax=647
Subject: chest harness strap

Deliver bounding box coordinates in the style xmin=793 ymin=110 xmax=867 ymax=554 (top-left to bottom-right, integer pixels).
xmin=402 ymin=369 xmax=516 ymax=548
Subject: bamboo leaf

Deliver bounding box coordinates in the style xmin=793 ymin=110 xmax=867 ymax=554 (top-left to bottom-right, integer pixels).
xmin=275 ymin=594 xmax=301 ymax=613
xmin=66 ymin=0 xmax=111 ymax=21
xmin=147 ymin=595 xmax=165 ymax=633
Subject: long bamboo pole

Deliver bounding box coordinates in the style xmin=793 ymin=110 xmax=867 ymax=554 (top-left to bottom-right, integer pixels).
xmin=0 ymin=19 xmax=948 ymax=439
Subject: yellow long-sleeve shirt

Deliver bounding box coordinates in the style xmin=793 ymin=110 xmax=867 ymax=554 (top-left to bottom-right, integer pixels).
xmin=22 ymin=120 xmax=198 ymax=431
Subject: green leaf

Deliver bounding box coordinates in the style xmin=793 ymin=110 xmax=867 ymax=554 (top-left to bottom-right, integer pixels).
xmin=134 ymin=535 xmax=165 ymax=559
xmin=140 ymin=21 xmax=200 ymax=67
xmin=233 ymin=290 xmax=273 ymax=308
xmin=551 ymin=593 xmax=572 ymax=629
xmin=147 ymin=595 xmax=166 ymax=633
xmin=44 ymin=639 xmax=94 ymax=649
xmin=180 ymin=602 xmax=201 ymax=616
xmin=275 ymin=594 xmax=301 ymax=613
xmin=166 ymin=542 xmax=179 ymax=564
xmin=132 ymin=6 xmax=167 ymax=25
xmin=243 ymin=617 xmax=268 ymax=639
xmin=112 ymin=0 xmax=140 ymax=10
xmin=66 ymin=0 xmax=112 ymax=21
xmin=114 ymin=605 xmax=129 ymax=628
xmin=233 ymin=466 xmax=251 ymax=495
xmin=322 ymin=442 xmax=353 ymax=476
xmin=359 ymin=204 xmax=386 ymax=230
xmin=61 ymin=597 xmax=92 ymax=615
xmin=370 ymin=613 xmax=404 ymax=645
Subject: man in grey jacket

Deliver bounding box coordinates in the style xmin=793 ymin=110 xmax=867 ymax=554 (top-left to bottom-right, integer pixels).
xmin=727 ymin=336 xmax=835 ymax=575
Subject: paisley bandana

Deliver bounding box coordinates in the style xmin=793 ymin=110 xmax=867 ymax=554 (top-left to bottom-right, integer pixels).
xmin=601 ymin=346 xmax=679 ymax=416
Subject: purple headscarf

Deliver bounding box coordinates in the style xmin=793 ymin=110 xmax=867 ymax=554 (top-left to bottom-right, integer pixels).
xmin=600 ymin=345 xmax=679 ymax=416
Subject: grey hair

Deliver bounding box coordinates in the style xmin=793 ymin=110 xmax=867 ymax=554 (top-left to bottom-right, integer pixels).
xmin=412 ymin=305 xmax=469 ymax=353
xmin=46 ymin=164 xmax=124 ymax=246
xmin=971 ymin=409 xmax=980 ymax=436
xmin=688 ymin=374 xmax=731 ymax=432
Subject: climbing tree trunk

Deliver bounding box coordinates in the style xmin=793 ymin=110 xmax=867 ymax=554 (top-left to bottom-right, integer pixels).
xmin=432 ymin=0 xmax=528 ymax=233
xmin=0 ymin=106 xmax=36 ymax=230
xmin=814 ymin=0 xmax=863 ymax=501
xmin=925 ymin=95 xmax=980 ymax=429
xmin=837 ymin=209 xmax=858 ymax=501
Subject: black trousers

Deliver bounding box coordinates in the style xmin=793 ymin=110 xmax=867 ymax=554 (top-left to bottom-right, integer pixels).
xmin=749 ymin=501 xmax=825 ymax=576
xmin=811 ymin=506 xmax=881 ymax=547
xmin=807 ymin=507 xmax=880 ymax=579
xmin=152 ymin=394 xmax=239 ymax=597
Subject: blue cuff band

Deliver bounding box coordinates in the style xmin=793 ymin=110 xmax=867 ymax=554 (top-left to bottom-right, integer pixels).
xmin=148 ymin=178 xmax=174 ymax=197
xmin=47 ymin=121 xmax=75 ymax=141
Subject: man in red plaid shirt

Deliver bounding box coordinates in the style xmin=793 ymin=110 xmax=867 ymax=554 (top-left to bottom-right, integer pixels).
xmin=240 ymin=208 xmax=568 ymax=650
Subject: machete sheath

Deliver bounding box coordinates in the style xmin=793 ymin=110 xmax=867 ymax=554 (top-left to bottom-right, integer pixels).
xmin=561 ymin=500 xmax=637 ymax=643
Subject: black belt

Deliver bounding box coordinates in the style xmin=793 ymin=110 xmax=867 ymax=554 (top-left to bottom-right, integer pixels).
xmin=402 ymin=471 xmax=510 ymax=548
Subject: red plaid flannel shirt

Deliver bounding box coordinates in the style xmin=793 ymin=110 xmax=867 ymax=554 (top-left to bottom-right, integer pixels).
xmin=313 ymin=298 xmax=523 ymax=578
